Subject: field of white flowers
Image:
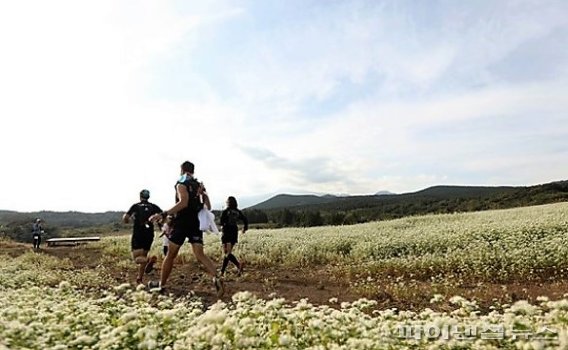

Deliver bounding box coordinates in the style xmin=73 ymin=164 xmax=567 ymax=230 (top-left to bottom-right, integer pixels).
xmin=238 ymin=203 xmax=568 ymax=280
xmin=2 ymin=202 xmax=568 ymax=349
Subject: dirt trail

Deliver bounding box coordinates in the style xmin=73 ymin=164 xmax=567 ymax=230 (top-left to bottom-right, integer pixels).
xmin=4 ymin=240 xmax=568 ymax=310
xmin=1 ymin=241 xmax=355 ymax=306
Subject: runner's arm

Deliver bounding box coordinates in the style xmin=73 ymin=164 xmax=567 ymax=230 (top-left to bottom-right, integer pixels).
xmin=220 ymin=209 xmax=227 ymax=227
xmin=123 ymin=204 xmax=136 ymax=224
xmin=202 ymin=193 xmax=211 ymax=210
xmin=239 ymin=210 xmax=249 ymax=232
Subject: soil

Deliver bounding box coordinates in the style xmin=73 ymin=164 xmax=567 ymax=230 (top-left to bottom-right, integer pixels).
xmin=4 ymin=240 xmax=568 ymax=311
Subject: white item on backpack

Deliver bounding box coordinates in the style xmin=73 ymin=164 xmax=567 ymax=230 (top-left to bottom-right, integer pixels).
xmin=198 ymin=208 xmax=219 ymax=234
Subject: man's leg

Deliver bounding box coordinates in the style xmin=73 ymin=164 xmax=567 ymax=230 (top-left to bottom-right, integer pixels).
xmin=192 ymin=243 xmax=224 ymax=297
xmin=132 ymin=249 xmax=148 ymax=283
xmin=160 ymin=242 xmax=180 ymax=287
xmin=192 ymin=243 xmax=217 ymax=277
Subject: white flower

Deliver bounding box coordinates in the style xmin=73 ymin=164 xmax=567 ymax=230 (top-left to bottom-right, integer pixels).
xmin=58 ymin=280 xmax=71 ymax=290
xmin=279 ymin=334 xmax=293 ymax=346
xmin=430 ymin=294 xmax=444 ymax=304
xmin=114 ymin=283 xmax=131 ymax=292
xmin=509 ymin=300 xmax=539 ymax=316
xmin=120 ymin=311 xmax=138 ymax=323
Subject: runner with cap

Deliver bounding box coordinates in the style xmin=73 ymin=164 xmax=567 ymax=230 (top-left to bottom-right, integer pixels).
xmin=122 ymin=189 xmax=162 ymax=285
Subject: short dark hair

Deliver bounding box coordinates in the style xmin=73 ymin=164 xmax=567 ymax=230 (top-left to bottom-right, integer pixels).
xmin=181 ymin=161 xmax=195 ymax=174
xmin=140 ymin=189 xmax=150 ymax=200
xmin=227 ymin=196 xmax=238 ymax=209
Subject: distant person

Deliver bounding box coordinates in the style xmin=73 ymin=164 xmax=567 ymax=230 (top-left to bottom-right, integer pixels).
xmin=122 ymin=189 xmax=162 ymax=285
xmin=159 ymin=215 xmax=174 ymax=257
xmin=149 ymin=161 xmax=223 ymax=296
xmin=220 ymin=196 xmax=248 ymax=276
xmin=31 ymin=218 xmax=44 ymax=250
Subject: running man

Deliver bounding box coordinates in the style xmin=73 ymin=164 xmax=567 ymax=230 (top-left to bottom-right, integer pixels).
xmin=149 ymin=161 xmax=224 ymax=296
xmin=122 ymin=189 xmax=162 ymax=284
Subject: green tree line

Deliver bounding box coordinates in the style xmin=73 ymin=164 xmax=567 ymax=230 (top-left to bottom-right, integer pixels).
xmin=243 ymin=181 xmax=568 ymax=227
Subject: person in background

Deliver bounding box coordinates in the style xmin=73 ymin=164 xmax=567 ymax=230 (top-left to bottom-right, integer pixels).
xmin=122 ymin=189 xmax=162 ymax=285
xmin=32 ymin=218 xmax=43 ymax=250
xmin=219 ymin=196 xmax=248 ymax=276
xmin=159 ymin=215 xmax=174 ymax=257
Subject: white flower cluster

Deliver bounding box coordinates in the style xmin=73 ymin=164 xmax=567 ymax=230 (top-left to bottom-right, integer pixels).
xmin=1 ymin=202 xmax=567 ymax=349
xmin=1 ymin=278 xmax=568 ymax=349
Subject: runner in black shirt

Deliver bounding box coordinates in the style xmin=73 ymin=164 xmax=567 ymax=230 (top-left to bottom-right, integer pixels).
xmin=122 ymin=189 xmax=162 ymax=284
xmin=220 ymin=196 xmax=248 ymax=276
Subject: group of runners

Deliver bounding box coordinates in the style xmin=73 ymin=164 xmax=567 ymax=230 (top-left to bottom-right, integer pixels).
xmin=122 ymin=161 xmax=248 ymax=296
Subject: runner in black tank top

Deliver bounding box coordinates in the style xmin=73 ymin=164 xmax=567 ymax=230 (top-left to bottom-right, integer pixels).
xmin=147 ymin=161 xmax=224 ymax=296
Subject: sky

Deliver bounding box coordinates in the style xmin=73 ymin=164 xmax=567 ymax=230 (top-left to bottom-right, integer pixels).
xmin=0 ymin=0 xmax=567 ymax=212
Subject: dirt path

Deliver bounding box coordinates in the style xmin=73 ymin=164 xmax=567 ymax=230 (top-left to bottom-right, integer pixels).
xmin=2 ymin=241 xmax=356 ymax=306
xmin=4 ymin=240 xmax=568 ymax=311
xmin=0 ymin=240 xmax=33 ymax=257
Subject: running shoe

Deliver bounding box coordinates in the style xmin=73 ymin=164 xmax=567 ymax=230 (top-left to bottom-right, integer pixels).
xmin=144 ymin=256 xmax=157 ymax=274
xmin=213 ymin=276 xmax=224 ymax=297
xmin=237 ymin=261 xmax=245 ymax=277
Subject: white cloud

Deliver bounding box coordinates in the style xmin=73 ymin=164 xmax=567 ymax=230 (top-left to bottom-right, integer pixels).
xmin=0 ymin=0 xmax=566 ymax=212
xmin=0 ymin=0 xmax=245 ymax=211
xmin=237 ymin=80 xmax=568 ymax=196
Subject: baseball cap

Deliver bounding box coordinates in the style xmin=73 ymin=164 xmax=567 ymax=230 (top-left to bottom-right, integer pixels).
xmin=140 ymin=189 xmax=150 ymax=199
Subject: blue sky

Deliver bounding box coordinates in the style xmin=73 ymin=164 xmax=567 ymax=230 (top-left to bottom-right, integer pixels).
xmin=0 ymin=0 xmax=566 ymax=211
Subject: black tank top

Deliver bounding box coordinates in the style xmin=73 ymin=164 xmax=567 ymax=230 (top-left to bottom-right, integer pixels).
xmin=173 ymin=176 xmax=203 ymax=227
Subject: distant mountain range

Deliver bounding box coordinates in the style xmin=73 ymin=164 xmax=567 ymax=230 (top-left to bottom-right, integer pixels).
xmin=375 ymin=191 xmax=396 ymax=196
xmin=1 ymin=180 xmax=567 ymax=229
xmin=247 ymin=181 xmax=568 ymax=211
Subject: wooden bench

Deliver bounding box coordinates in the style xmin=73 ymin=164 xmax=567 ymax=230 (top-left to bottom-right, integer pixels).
xmin=46 ymin=237 xmax=101 ymax=247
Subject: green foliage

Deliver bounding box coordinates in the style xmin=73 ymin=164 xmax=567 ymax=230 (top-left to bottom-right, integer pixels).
xmin=0 ymin=219 xmax=61 ymax=243
xmin=242 ymin=209 xmax=269 ymax=224
xmin=1 ymin=181 xmax=566 ymax=233
xmin=0 ymin=211 xmax=125 ymax=242
xmin=252 ymin=180 xmax=568 ymax=228
xmin=0 ymin=210 xmax=122 ymax=229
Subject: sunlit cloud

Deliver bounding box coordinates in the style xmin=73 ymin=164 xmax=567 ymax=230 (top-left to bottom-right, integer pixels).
xmin=0 ymin=0 xmax=566 ymax=211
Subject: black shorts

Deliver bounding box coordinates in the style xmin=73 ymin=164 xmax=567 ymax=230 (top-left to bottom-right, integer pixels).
xmin=131 ymin=229 xmax=154 ymax=251
xmin=221 ymin=226 xmax=238 ymax=244
xmin=169 ymin=218 xmax=203 ymax=246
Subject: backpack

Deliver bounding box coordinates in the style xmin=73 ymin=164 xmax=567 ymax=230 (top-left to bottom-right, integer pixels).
xmin=31 ymin=223 xmax=41 ymax=233
xmin=180 ymin=176 xmax=203 ymax=212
